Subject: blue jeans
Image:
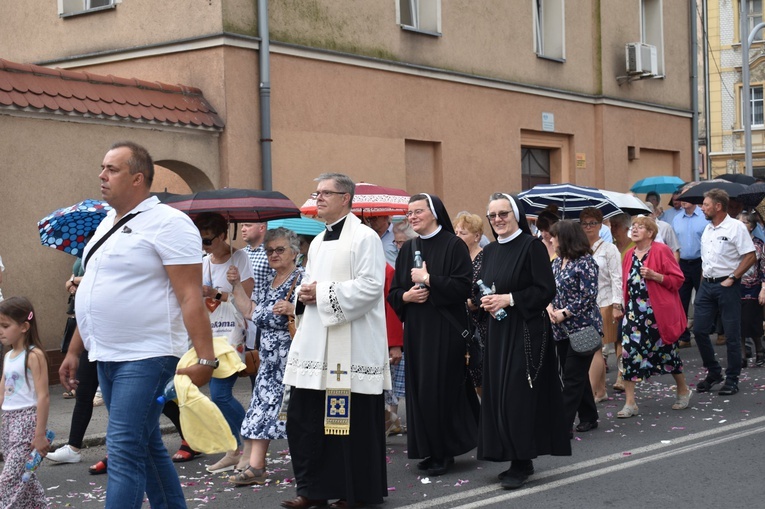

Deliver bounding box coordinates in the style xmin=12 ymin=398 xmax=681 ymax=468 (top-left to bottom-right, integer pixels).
xmin=692 ymin=281 xmax=743 ymax=384
xmin=98 ymin=357 xmax=185 ymax=509
xmin=209 ymin=373 xmax=245 ymax=446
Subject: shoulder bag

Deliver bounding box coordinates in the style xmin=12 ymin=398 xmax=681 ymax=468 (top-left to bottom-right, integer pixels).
xmin=564 ymin=323 xmax=602 ymax=356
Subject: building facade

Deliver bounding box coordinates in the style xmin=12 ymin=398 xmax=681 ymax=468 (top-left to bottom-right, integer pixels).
xmin=706 ymin=0 xmax=765 ymax=177
xmin=1 ymin=0 xmax=693 ymax=361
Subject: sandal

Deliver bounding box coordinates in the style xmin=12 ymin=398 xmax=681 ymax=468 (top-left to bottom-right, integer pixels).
xmin=229 ymin=465 xmax=268 ymax=485
xmin=172 ymin=440 xmax=201 ymax=463
xmin=672 ymin=390 xmax=692 ymax=410
xmin=62 ymin=390 xmax=76 ymax=399
xmin=89 ymin=456 xmax=108 ymax=475
xmin=617 ymin=404 xmax=639 ymax=418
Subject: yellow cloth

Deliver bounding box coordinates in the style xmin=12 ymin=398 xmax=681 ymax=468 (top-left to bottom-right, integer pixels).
xmin=173 ymin=336 xmax=246 ymax=454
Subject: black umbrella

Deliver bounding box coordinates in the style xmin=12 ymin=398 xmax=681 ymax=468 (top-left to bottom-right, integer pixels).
xmin=163 ymin=188 xmax=301 ymax=222
xmin=737 ymin=183 xmax=765 ymax=207
xmin=676 ymin=179 xmax=748 ymax=204
xmin=717 ymin=173 xmax=757 ymax=185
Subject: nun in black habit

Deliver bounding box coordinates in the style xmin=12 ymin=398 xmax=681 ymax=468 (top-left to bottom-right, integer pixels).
xmin=387 ymin=193 xmax=479 ymax=477
xmin=478 ymin=193 xmax=571 ymax=490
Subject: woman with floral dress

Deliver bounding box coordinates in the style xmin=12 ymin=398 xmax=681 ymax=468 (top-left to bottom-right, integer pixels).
xmin=547 ymin=220 xmax=602 ymax=436
xmin=618 ymin=216 xmax=690 ymax=418
xmin=227 ymin=227 xmax=303 ymax=485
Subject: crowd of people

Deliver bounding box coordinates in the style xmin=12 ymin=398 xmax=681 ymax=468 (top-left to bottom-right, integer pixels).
xmin=1 ymin=139 xmax=763 ymax=507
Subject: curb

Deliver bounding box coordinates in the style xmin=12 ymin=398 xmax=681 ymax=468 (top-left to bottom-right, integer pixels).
xmin=51 ymin=424 xmax=178 ymax=450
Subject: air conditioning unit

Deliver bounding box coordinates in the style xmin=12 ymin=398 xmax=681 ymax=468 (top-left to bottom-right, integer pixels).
xmin=625 ymin=43 xmax=658 ymax=76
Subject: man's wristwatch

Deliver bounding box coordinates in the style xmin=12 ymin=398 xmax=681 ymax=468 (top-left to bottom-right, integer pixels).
xmin=215 ymin=292 xmax=223 ymax=301
xmin=197 ymin=358 xmax=219 ymax=369
xmin=728 ymin=274 xmax=739 ymax=282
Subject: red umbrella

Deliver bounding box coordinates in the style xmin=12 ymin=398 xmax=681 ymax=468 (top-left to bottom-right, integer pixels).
xmin=300 ymin=182 xmax=409 ymax=217
xmin=163 ymin=188 xmax=301 ymax=222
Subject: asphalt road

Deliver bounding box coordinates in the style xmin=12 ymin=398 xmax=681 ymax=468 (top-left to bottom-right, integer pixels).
xmin=36 ymin=341 xmax=765 ymax=508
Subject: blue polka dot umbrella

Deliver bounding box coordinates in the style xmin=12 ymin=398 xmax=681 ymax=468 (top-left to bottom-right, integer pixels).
xmin=37 ymin=199 xmax=113 ymax=257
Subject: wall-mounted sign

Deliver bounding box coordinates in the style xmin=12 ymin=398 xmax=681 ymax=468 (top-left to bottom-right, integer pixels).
xmin=542 ymin=112 xmax=554 ymax=132
xmin=576 ymin=153 xmax=586 ymax=169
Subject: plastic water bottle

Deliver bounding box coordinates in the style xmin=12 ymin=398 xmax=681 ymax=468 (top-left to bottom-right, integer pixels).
xmin=414 ymin=251 xmax=426 ymax=288
xmin=22 ymin=429 xmax=55 ymax=482
xmin=476 ymin=279 xmax=507 ymax=321
xmin=156 ymin=378 xmax=177 ymax=404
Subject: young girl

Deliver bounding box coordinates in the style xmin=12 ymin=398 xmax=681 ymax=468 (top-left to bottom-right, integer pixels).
xmin=0 ymin=296 xmax=50 ymax=508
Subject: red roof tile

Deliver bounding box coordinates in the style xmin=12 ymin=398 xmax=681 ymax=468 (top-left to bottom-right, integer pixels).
xmin=0 ymin=58 xmax=223 ymax=129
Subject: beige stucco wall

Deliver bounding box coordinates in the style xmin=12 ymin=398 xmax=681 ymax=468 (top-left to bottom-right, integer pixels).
xmin=270 ymin=53 xmax=691 ymax=216
xmin=0 ymin=114 xmax=219 ymax=353
xmin=1 ymin=0 xmax=236 ymax=63
xmin=599 ymin=0 xmax=691 ymax=109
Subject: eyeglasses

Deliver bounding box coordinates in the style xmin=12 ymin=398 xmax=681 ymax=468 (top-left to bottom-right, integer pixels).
xmin=581 ymin=221 xmax=600 ymax=228
xmin=201 ymin=236 xmax=216 ymax=246
xmin=406 ymin=209 xmax=428 ymax=218
xmin=486 ymin=211 xmax=512 ymax=222
xmin=265 ymin=246 xmax=288 ymax=256
xmin=631 ymin=224 xmax=647 ymax=230
xmin=394 ymin=240 xmax=406 ymax=247
xmin=311 ymin=190 xmax=347 ymax=199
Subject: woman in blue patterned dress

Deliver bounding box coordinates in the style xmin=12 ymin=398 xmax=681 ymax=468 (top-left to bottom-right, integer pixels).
xmin=226 ymin=227 xmax=303 ymax=485
xmin=547 ymin=220 xmax=602 ymax=437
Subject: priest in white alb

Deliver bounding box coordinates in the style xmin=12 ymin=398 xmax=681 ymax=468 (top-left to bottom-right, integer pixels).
xmin=281 ymin=173 xmax=391 ymax=509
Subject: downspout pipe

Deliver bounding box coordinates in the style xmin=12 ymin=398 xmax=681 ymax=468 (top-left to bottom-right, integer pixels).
xmin=691 ymin=0 xmax=699 ymax=182
xmin=703 ymin=0 xmax=711 ymax=179
xmin=258 ymin=0 xmax=273 ymax=191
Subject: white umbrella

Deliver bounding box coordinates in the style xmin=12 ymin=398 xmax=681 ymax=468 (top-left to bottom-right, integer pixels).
xmin=599 ymin=190 xmax=651 ymax=216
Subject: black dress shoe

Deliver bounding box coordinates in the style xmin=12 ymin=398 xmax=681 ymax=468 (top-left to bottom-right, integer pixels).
xmin=497 ymin=460 xmax=534 ymax=481
xmin=500 ymin=469 xmax=529 ymax=489
xmin=426 ymin=457 xmax=454 ymax=476
xmin=696 ymin=374 xmax=724 ymax=393
xmin=281 ymin=495 xmax=328 ymax=508
xmin=575 ymin=421 xmax=598 ymax=433
xmin=416 ymin=457 xmax=433 ymax=471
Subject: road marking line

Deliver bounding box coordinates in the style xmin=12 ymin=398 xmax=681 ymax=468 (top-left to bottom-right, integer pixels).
xmin=399 ymin=415 xmax=765 ymax=508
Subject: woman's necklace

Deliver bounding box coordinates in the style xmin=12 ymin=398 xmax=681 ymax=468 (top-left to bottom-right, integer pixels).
xmin=272 ymin=269 xmax=296 ymax=289
xmin=634 ymin=245 xmax=650 ymax=259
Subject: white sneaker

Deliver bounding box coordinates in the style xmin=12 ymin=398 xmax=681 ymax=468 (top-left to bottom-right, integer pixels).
xmin=47 ymin=444 xmax=82 ymax=464
xmin=93 ymin=389 xmax=104 ymax=407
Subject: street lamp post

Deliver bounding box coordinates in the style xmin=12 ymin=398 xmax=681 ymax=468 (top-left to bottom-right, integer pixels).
xmin=741 ymin=0 xmax=765 ymax=177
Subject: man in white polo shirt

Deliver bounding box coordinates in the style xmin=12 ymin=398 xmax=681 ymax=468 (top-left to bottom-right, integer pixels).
xmin=693 ymin=189 xmax=756 ymax=396
xmin=59 ymin=141 xmax=215 ymax=509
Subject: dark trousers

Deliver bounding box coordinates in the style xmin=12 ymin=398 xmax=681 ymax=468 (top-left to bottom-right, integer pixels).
xmin=693 ymin=281 xmax=743 ymax=383
xmin=678 ymin=258 xmax=702 ymax=343
xmin=68 ymin=350 xmax=100 ymax=448
xmin=556 ymin=340 xmax=598 ymax=427
xmin=286 ymin=388 xmax=387 ymax=505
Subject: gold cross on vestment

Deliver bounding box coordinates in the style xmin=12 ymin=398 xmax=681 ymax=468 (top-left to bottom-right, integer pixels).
xmin=330 ymin=363 xmax=348 ymax=381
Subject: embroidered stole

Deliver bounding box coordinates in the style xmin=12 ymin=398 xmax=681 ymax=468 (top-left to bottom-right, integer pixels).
xmin=315 ymin=215 xmax=355 ymax=435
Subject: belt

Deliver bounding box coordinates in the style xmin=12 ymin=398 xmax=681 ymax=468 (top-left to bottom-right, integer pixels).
xmin=703 ymin=276 xmax=728 ymax=284
xmin=680 ymin=258 xmax=701 ymax=263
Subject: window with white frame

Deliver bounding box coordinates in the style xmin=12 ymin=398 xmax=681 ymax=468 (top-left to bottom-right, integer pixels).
xmin=532 ymin=0 xmax=565 ymax=61
xmin=398 ymin=0 xmax=441 ymax=35
xmin=640 ymin=0 xmax=665 ymax=75
xmin=59 ymin=0 xmax=117 ymax=17
xmin=745 ymin=0 xmax=764 ymax=41
xmin=744 ymin=85 xmax=764 ymax=127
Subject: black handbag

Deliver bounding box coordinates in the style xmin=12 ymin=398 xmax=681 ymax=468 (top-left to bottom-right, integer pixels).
xmin=566 ymin=324 xmax=602 ymax=356
xmin=61 ymin=316 xmax=77 ymax=354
